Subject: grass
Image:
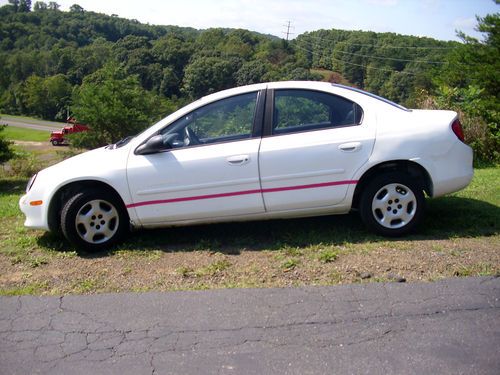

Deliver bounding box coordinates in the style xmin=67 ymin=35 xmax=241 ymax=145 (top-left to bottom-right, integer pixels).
xmin=0 ymin=163 xmax=498 ymax=295
xmin=2 ymin=126 xmax=50 ymax=142
xmin=0 ymin=282 xmax=49 ymax=296
xmin=423 ymin=167 xmax=499 ymax=237
xmin=281 ymin=258 xmax=299 ymax=271
xmin=317 ymin=248 xmax=339 ymax=263
xmin=0 ymin=178 xmax=26 ymax=216
xmin=194 ymin=259 xmax=232 ymax=277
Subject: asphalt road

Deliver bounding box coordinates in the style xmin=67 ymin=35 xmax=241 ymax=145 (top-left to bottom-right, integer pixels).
xmin=1 ymin=116 xmax=63 ymax=132
xmin=1 ymin=276 xmax=499 ymax=375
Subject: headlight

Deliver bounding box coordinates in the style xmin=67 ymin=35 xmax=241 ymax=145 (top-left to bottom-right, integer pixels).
xmin=26 ymin=173 xmax=37 ymax=193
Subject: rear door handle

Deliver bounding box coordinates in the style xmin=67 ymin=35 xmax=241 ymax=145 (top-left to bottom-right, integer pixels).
xmin=227 ymin=155 xmax=250 ymax=165
xmin=339 ymin=142 xmax=362 ymax=152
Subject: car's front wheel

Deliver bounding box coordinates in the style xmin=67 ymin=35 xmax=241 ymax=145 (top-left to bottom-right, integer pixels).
xmin=360 ymin=172 xmax=424 ymax=236
xmin=61 ymin=189 xmax=128 ymax=251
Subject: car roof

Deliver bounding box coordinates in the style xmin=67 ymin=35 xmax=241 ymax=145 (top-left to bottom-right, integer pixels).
xmin=199 ymin=81 xmax=407 ymax=111
xmin=197 ymin=81 xmax=351 ymax=104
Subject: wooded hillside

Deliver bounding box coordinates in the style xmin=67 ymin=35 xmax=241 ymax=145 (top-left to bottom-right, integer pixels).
xmin=0 ymin=1 xmax=497 ymax=161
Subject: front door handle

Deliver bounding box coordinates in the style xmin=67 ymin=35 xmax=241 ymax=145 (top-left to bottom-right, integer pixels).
xmin=227 ymin=155 xmax=250 ymax=165
xmin=339 ymin=142 xmax=362 ymax=152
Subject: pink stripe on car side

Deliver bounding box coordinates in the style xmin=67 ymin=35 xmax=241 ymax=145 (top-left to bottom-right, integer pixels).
xmin=126 ymin=180 xmax=358 ymax=209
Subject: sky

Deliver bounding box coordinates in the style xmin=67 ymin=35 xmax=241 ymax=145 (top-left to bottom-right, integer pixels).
xmin=1 ymin=0 xmax=498 ymax=41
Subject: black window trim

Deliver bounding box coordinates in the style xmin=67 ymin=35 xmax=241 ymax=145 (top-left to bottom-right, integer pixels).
xmin=262 ymin=88 xmax=364 ymax=138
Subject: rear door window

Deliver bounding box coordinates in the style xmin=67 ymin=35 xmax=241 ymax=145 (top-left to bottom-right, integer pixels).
xmin=273 ymin=89 xmax=363 ymax=135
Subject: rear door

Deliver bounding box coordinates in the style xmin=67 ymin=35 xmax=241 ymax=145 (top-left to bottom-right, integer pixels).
xmin=258 ymin=88 xmax=375 ymax=212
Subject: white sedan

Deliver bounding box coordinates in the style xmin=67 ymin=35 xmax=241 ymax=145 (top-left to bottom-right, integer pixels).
xmin=20 ymin=81 xmax=473 ymax=250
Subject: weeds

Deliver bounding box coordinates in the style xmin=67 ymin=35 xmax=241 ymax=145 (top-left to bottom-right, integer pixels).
xmin=318 ymin=249 xmax=339 ymax=263
xmin=195 ymin=259 xmax=231 ymax=277
xmin=8 ymin=152 xmax=41 ymax=178
xmin=281 ymin=258 xmax=299 ymax=271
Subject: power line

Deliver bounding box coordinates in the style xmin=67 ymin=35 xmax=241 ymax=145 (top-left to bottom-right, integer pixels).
xmin=332 ymin=56 xmax=417 ymax=75
xmin=294 ymin=44 xmax=419 ymax=75
xmin=331 ymin=48 xmax=447 ymax=64
xmin=293 ymin=39 xmax=449 ymax=65
xmin=303 ymin=34 xmax=455 ymax=50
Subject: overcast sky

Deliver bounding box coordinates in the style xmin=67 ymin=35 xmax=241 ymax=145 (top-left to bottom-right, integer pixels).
xmin=1 ymin=0 xmax=498 ymax=41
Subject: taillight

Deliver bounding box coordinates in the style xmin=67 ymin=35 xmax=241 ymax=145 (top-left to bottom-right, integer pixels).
xmin=451 ymin=119 xmax=465 ymax=143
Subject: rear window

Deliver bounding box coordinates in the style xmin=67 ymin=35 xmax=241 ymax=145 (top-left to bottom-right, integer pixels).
xmin=272 ymin=89 xmax=363 ymax=136
xmin=332 ymin=84 xmax=410 ymax=112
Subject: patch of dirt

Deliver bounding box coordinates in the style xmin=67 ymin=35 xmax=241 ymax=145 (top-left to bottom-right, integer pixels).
xmin=14 ymin=141 xmax=45 ymax=147
xmin=0 ymin=235 xmax=498 ymax=295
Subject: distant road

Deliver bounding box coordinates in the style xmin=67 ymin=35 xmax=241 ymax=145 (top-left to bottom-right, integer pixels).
xmin=0 ymin=115 xmax=64 ymax=132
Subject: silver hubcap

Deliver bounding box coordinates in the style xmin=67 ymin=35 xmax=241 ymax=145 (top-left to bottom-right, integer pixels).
xmin=75 ymin=199 xmax=119 ymax=244
xmin=372 ymin=183 xmax=417 ymax=229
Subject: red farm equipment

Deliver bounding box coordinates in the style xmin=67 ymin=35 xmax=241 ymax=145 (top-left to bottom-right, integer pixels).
xmin=50 ymin=117 xmax=89 ymax=146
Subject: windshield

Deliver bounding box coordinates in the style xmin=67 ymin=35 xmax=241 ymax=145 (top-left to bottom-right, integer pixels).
xmin=106 ymin=135 xmax=134 ymax=149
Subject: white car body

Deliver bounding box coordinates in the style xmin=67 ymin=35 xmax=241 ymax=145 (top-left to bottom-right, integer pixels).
xmin=20 ymin=81 xmax=473 ymax=249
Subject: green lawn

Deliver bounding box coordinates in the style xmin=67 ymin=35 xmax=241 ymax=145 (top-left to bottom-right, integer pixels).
xmin=0 ymin=167 xmax=498 ymax=295
xmin=2 ymin=126 xmax=50 ymax=142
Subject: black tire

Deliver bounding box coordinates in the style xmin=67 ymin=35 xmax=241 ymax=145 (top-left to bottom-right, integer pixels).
xmin=51 ymin=140 xmax=59 ymax=146
xmin=360 ymin=172 xmax=425 ymax=237
xmin=61 ymin=189 xmax=128 ymax=251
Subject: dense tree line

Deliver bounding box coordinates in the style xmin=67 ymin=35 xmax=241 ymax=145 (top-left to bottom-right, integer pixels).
xmin=293 ymin=29 xmax=454 ymax=105
xmin=0 ymin=2 xmax=497 ymax=161
xmin=0 ymin=2 xmax=316 ymax=121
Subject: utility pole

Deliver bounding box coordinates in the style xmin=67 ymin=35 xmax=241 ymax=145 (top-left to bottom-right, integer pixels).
xmin=283 ymin=21 xmax=294 ymax=41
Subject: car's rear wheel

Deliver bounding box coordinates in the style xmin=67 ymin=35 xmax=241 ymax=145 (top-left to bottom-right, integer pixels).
xmin=360 ymin=172 xmax=424 ymax=236
xmin=61 ymin=189 xmax=128 ymax=251
xmin=51 ymin=140 xmax=59 ymax=146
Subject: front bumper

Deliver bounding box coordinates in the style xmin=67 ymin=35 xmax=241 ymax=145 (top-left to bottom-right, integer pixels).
xmin=19 ymin=194 xmax=50 ymax=231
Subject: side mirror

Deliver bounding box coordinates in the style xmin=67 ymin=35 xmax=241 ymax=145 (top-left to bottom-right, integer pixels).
xmin=135 ymin=134 xmax=178 ymax=155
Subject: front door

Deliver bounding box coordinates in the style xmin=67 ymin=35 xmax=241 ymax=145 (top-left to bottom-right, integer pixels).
xmin=127 ymin=91 xmax=265 ymax=225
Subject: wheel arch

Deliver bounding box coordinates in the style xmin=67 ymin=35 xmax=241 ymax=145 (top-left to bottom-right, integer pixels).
xmin=47 ymin=180 xmax=129 ymax=232
xmin=352 ymin=160 xmax=433 ymax=209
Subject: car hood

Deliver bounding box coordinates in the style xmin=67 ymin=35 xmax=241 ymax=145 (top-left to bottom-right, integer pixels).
xmin=41 ymin=144 xmax=130 ymax=183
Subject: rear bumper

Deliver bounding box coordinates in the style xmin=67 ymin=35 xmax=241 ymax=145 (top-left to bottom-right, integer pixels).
xmin=428 ymin=141 xmax=474 ymax=197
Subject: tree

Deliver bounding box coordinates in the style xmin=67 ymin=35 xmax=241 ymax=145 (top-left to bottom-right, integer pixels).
xmin=33 ymin=1 xmax=47 ymax=11
xmin=182 ymin=57 xmax=240 ymax=99
xmin=159 ymin=67 xmax=180 ymax=96
xmin=152 ymin=34 xmax=194 ymax=75
xmin=0 ymin=125 xmax=15 ymax=164
xmin=19 ymin=0 xmax=31 ymax=12
xmin=441 ymin=14 xmax=499 ymax=104
xmin=71 ymin=63 xmax=163 ymax=148
xmin=22 ymin=75 xmax=45 ymax=116
xmin=47 ymin=1 xmax=59 ymax=10
xmin=69 ymin=4 xmax=84 ymax=13
xmin=235 ymin=60 xmax=269 ymax=86
xmin=7 ymin=0 xmax=20 ymax=11
xmin=22 ymin=74 xmax=72 ymax=119
xmin=423 ymin=12 xmax=500 ymax=163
